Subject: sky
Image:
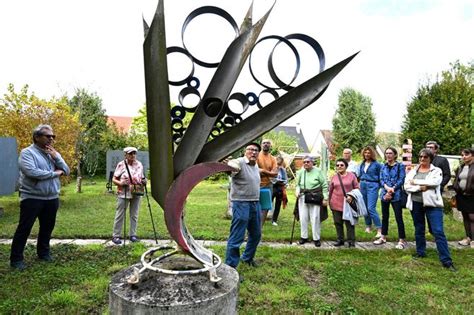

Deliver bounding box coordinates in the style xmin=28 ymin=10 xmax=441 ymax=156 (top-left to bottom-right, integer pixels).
xmin=1 ymin=0 xmax=473 ymax=147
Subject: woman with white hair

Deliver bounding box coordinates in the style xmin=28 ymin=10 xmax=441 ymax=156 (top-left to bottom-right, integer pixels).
xmin=111 ymin=147 xmax=146 ymax=245
xmin=295 ymin=156 xmax=328 ymax=247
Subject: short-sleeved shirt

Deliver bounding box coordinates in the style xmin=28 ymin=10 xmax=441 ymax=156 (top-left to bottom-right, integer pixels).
xmin=114 ymin=160 xmax=144 ymax=199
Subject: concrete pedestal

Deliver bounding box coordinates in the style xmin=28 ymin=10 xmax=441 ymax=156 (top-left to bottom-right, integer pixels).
xmin=109 ymin=256 xmax=239 ymax=315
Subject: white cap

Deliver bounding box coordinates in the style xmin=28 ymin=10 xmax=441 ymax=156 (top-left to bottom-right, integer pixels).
xmin=123 ymin=146 xmax=138 ymax=154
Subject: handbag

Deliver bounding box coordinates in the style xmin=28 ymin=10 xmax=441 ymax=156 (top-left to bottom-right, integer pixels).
xmin=124 ymin=160 xmax=144 ymax=197
xmin=337 ymin=173 xmax=358 ymax=213
xmin=302 ymin=171 xmax=323 ymax=205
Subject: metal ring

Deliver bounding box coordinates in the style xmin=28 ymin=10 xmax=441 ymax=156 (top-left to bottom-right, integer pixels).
xmin=181 ymin=6 xmax=239 ymax=68
xmin=170 ymin=106 xmax=186 ymax=119
xmin=171 ymin=118 xmax=184 ymax=132
xmin=256 ymin=88 xmax=279 ymax=109
xmin=186 ymin=77 xmax=200 ymax=89
xmin=140 ymin=247 xmax=222 ymax=275
xmin=249 ymin=35 xmax=300 ymax=90
xmin=166 ymin=46 xmax=195 ymax=86
xmin=178 ymin=87 xmax=201 ymax=112
xmin=246 ymin=92 xmax=258 ymax=106
xmin=225 ymin=92 xmax=249 ymax=117
xmin=269 ymin=33 xmax=325 ymax=91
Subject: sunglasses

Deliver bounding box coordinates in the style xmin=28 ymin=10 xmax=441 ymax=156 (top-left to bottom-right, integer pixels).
xmin=336 ymin=164 xmax=345 ymax=167
xmin=41 ymin=134 xmax=56 ymax=139
xmin=303 ymin=161 xmax=312 ymax=164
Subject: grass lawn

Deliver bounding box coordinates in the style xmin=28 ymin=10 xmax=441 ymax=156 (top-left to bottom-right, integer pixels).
xmin=0 ymin=178 xmax=467 ymax=242
xmin=0 ymin=178 xmax=472 ymax=313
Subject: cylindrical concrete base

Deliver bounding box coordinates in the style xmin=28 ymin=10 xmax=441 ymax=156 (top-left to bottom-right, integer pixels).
xmin=109 ymin=256 xmax=239 ymax=315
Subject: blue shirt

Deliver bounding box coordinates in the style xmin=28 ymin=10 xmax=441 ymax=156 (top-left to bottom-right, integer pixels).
xmin=379 ymin=162 xmax=405 ymax=201
xmin=358 ymin=161 xmax=382 ymax=184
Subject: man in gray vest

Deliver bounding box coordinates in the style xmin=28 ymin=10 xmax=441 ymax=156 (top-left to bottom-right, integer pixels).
xmin=225 ymin=142 xmax=262 ymax=269
xmin=10 ymin=124 xmax=70 ymax=270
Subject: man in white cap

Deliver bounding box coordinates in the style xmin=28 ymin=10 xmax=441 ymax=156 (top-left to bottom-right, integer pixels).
xmin=111 ymin=147 xmax=146 ymax=244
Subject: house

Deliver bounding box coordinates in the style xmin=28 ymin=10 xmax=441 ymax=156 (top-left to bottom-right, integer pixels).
xmin=310 ymin=129 xmax=335 ymax=158
xmin=107 ymin=116 xmax=133 ymax=133
xmin=273 ymin=125 xmax=309 ymax=152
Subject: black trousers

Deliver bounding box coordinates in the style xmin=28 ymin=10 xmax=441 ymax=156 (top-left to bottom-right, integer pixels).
xmin=381 ymin=200 xmax=406 ymax=239
xmin=272 ymin=185 xmax=283 ymax=223
xmin=10 ymin=198 xmax=59 ymax=263
xmin=332 ymin=210 xmax=355 ymax=242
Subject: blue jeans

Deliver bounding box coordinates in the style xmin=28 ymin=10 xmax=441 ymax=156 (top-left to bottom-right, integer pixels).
xmin=225 ymin=201 xmax=261 ymax=268
xmin=411 ymin=201 xmax=452 ymax=265
xmin=360 ymin=181 xmax=381 ymax=228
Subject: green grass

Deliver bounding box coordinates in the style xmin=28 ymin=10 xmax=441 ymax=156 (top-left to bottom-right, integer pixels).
xmin=0 ymin=178 xmax=472 ymax=313
xmin=0 ymin=178 xmax=466 ymax=242
xmin=0 ymin=244 xmax=473 ymax=313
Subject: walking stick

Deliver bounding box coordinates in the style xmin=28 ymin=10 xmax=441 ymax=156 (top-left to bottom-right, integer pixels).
xmin=144 ymin=183 xmax=159 ymax=245
xmin=290 ymin=196 xmax=298 ymax=244
xmin=123 ymin=183 xmax=127 ymax=247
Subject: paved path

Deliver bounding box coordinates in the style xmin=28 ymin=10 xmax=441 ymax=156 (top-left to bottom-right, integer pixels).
xmin=0 ymin=239 xmax=469 ymax=250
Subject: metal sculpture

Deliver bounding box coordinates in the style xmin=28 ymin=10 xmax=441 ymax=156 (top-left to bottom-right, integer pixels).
xmin=137 ymin=0 xmax=358 ymax=282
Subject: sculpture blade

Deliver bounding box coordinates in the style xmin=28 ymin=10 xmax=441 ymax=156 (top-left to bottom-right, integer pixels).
xmin=143 ymin=0 xmax=173 ymax=208
xmin=196 ymin=52 xmax=360 ymax=163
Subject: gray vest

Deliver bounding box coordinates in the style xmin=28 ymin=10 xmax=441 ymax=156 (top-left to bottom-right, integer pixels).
xmin=230 ymin=158 xmax=260 ymax=201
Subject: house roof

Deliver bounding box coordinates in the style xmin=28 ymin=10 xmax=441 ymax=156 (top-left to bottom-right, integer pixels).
xmin=273 ymin=126 xmax=309 ymax=152
xmin=107 ymin=116 xmax=133 ymax=133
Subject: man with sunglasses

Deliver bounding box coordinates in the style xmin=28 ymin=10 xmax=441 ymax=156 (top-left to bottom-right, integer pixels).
xmin=10 ymin=124 xmax=70 ymax=270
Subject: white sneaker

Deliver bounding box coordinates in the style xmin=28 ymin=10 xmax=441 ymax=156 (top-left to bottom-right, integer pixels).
xmin=272 ymin=222 xmax=278 ymax=226
xmin=458 ymin=238 xmax=471 ymax=246
xmin=375 ymin=232 xmax=382 ymax=238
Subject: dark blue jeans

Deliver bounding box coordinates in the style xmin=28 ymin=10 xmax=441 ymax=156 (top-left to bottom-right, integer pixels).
xmin=10 ymin=198 xmax=59 ymax=263
xmin=381 ymin=200 xmax=406 ymax=239
xmin=411 ymin=201 xmax=452 ymax=265
xmin=225 ymin=201 xmax=261 ymax=268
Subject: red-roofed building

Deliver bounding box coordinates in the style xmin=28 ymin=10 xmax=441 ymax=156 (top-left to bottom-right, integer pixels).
xmin=107 ymin=116 xmax=133 ymax=133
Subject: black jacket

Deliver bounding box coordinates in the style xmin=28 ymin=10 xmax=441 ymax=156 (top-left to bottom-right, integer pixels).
xmin=432 ymin=155 xmax=450 ymax=191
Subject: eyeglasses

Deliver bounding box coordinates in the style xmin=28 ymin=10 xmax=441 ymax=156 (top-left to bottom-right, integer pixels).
xmin=385 ymin=152 xmax=394 ymax=155
xmin=246 ymin=148 xmax=259 ymax=152
xmin=127 ymin=152 xmax=137 ymax=155
xmin=336 ymin=164 xmax=345 ymax=167
xmin=426 ymin=146 xmax=435 ymax=149
xmin=419 ymin=155 xmax=429 ymax=159
xmin=303 ymin=161 xmax=312 ymax=164
xmin=41 ymin=134 xmax=56 ymax=139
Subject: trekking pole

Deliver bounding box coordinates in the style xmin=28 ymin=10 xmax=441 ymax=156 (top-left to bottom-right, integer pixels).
xmin=290 ymin=215 xmax=296 ymax=245
xmin=123 ymin=183 xmax=127 ymax=247
xmin=144 ymin=183 xmax=159 ymax=245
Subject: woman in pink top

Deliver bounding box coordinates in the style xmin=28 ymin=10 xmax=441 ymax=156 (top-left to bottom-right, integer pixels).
xmin=329 ymin=158 xmax=359 ymax=247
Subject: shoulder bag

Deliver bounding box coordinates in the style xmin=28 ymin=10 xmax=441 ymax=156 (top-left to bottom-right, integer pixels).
xmin=125 ymin=161 xmax=144 ymax=197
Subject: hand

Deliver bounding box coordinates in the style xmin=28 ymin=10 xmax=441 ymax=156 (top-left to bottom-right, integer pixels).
xmin=420 ymin=185 xmax=428 ymax=192
xmin=346 ymin=195 xmax=353 ymax=203
xmin=322 ymin=199 xmax=328 ymax=207
xmin=387 ymin=187 xmax=395 ymax=194
xmin=54 ymin=170 xmax=64 ymax=176
xmin=121 ymin=179 xmax=129 ymax=186
xmin=45 ymin=145 xmax=58 ymax=159
xmin=141 ymin=178 xmax=147 ymax=185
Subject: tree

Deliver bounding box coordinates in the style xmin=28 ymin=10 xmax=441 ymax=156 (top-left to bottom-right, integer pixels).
xmin=401 ymin=61 xmax=474 ymax=155
xmin=68 ymin=89 xmax=109 ymax=181
xmin=332 ymin=87 xmax=377 ymax=154
xmin=262 ymin=130 xmax=300 ymax=156
xmin=0 ymin=84 xmax=80 ymax=180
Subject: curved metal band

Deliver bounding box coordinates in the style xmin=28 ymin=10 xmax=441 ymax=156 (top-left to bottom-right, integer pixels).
xmin=256 ymin=88 xmax=279 ymax=109
xmin=166 ymin=46 xmax=195 ymax=86
xmin=249 ymin=35 xmax=300 ymax=90
xmin=181 ymin=6 xmax=239 ymax=68
xmin=225 ymin=92 xmax=250 ymax=117
xmin=178 ymin=86 xmax=201 ymax=112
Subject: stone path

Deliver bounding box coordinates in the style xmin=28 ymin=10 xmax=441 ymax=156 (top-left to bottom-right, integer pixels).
xmin=0 ymin=238 xmax=469 ymax=250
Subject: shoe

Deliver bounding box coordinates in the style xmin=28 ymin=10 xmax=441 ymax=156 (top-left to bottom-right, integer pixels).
xmin=348 ymin=242 xmax=356 ymax=248
xmin=299 ymin=238 xmax=308 ymax=245
xmin=112 ymin=237 xmax=122 ymax=245
xmin=10 ymin=261 xmax=26 ymax=271
xmin=373 ymin=237 xmax=386 ymax=245
xmin=395 ymin=240 xmax=407 ymax=250
xmin=130 ymin=236 xmax=139 ymax=242
xmin=443 ymin=263 xmax=457 ymax=272
xmin=272 ymin=221 xmax=278 ymax=226
xmin=365 ymin=227 xmax=372 ymax=233
xmin=458 ymin=237 xmax=471 ymax=246
xmin=38 ymin=255 xmax=53 ymax=262
xmin=314 ymin=240 xmax=321 ymax=247
xmin=375 ymin=232 xmax=383 ymax=238
xmin=333 ymin=240 xmax=344 ymax=247
xmin=412 ymin=253 xmax=427 ymax=259
xmin=242 ymin=259 xmax=259 ymax=267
